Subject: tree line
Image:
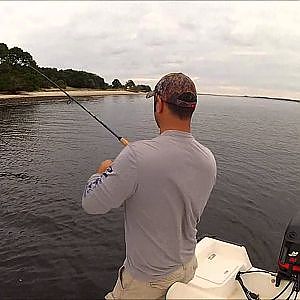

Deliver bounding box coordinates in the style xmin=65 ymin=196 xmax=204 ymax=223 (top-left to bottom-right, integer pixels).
xmin=0 ymin=43 xmax=151 ymax=93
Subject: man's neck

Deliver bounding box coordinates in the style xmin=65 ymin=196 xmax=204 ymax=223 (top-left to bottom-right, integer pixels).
xmin=159 ymin=123 xmax=191 ymax=134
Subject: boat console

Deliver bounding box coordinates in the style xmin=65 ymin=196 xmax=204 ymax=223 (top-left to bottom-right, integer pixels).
xmin=167 ymin=214 xmax=300 ymax=299
xmin=276 ymin=212 xmax=300 ymax=288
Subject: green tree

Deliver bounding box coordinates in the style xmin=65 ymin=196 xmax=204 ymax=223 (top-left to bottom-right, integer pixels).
xmin=39 ymin=67 xmax=107 ymax=90
xmin=57 ymin=79 xmax=66 ymax=89
xmin=88 ymin=78 xmax=96 ymax=88
xmin=7 ymin=47 xmax=37 ymax=68
xmin=0 ymin=43 xmax=8 ymax=64
xmin=125 ymin=79 xmax=136 ymax=89
xmin=126 ymin=83 xmax=151 ymax=93
xmin=0 ymin=45 xmax=40 ymax=92
xmin=112 ymin=79 xmax=123 ymax=89
xmin=136 ymin=84 xmax=151 ymax=92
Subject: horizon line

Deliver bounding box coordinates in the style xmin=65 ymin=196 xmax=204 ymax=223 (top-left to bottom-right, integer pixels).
xmin=197 ymin=92 xmax=300 ymax=103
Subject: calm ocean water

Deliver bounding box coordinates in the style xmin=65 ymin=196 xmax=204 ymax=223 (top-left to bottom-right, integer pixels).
xmin=0 ymin=95 xmax=299 ymax=299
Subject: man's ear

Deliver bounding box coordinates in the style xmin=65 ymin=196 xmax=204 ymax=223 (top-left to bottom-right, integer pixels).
xmin=156 ymin=95 xmax=164 ymax=113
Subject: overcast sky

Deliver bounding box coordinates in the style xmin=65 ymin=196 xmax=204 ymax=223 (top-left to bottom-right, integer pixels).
xmin=1 ymin=1 xmax=300 ymax=98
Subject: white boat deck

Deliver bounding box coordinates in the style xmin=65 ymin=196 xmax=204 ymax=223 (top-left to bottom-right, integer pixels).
xmin=166 ymin=237 xmax=299 ymax=299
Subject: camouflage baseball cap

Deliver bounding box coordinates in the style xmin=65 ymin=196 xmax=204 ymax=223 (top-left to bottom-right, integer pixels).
xmin=146 ymin=72 xmax=197 ymax=108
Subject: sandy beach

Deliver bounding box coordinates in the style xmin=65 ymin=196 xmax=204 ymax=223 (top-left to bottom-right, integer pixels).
xmin=0 ymin=89 xmax=145 ymax=101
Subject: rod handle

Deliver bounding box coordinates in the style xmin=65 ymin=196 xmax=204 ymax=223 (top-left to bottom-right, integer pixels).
xmin=120 ymin=137 xmax=129 ymax=146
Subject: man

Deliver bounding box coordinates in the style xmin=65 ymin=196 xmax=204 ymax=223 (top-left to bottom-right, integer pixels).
xmin=82 ymin=73 xmax=217 ymax=299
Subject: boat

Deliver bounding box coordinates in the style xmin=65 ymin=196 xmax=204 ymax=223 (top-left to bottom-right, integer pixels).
xmin=167 ymin=213 xmax=300 ymax=299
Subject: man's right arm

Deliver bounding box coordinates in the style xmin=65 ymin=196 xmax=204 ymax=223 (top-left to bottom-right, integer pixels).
xmin=82 ymin=145 xmax=138 ymax=214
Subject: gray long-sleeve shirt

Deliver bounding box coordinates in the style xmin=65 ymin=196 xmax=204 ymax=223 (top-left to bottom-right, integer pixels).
xmin=82 ymin=130 xmax=216 ymax=281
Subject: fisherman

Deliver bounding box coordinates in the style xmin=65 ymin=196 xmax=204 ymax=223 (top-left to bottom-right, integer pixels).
xmin=82 ymin=73 xmax=217 ymax=299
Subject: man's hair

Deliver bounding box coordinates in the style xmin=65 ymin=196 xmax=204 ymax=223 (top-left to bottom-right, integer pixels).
xmin=165 ymin=102 xmax=195 ymax=120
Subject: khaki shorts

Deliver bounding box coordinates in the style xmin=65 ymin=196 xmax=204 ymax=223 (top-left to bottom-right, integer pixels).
xmin=105 ymin=255 xmax=198 ymax=300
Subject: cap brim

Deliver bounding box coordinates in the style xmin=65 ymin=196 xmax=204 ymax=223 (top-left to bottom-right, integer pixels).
xmin=146 ymin=90 xmax=155 ymax=99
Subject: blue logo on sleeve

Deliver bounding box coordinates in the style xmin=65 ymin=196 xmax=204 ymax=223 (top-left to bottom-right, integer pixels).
xmin=84 ymin=166 xmax=114 ymax=197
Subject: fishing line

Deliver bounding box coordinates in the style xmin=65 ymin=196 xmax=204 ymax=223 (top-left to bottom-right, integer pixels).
xmin=25 ymin=64 xmax=129 ymax=147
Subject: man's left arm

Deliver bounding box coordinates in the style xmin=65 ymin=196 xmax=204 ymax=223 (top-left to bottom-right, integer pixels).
xmin=82 ymin=145 xmax=137 ymax=214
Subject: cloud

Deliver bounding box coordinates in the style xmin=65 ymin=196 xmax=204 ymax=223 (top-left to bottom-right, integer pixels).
xmin=1 ymin=1 xmax=300 ymax=98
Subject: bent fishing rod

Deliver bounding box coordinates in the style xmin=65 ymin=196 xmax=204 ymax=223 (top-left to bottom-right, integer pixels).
xmin=26 ymin=64 xmax=129 ymax=147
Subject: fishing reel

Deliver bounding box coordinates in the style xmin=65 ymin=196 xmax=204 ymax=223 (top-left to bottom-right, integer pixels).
xmin=276 ymin=212 xmax=300 ymax=289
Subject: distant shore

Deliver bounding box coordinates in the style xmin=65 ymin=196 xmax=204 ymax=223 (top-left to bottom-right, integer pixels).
xmin=0 ymin=89 xmax=299 ymax=104
xmin=198 ymin=93 xmax=300 ymax=103
xmin=0 ymin=88 xmax=145 ymax=101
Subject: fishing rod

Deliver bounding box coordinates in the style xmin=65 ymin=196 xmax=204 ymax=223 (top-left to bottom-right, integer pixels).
xmin=26 ymin=64 xmax=129 ymax=147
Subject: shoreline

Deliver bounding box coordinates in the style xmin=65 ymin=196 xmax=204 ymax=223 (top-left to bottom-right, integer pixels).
xmin=0 ymin=89 xmax=299 ymax=104
xmin=0 ymin=89 xmax=145 ymax=101
xmin=198 ymin=93 xmax=300 ymax=103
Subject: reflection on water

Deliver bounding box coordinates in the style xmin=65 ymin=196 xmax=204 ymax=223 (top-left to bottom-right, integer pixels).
xmin=0 ymin=95 xmax=299 ymax=299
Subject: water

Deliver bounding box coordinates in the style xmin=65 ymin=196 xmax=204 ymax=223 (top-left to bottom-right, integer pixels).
xmin=0 ymin=95 xmax=299 ymax=299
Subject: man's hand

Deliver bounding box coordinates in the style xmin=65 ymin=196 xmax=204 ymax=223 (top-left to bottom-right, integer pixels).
xmin=97 ymin=159 xmax=113 ymax=174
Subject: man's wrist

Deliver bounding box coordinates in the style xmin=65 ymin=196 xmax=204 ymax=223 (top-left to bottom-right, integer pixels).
xmin=97 ymin=159 xmax=113 ymax=173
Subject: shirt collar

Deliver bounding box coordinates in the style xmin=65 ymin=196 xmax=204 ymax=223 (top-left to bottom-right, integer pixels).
xmin=160 ymin=130 xmax=193 ymax=138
